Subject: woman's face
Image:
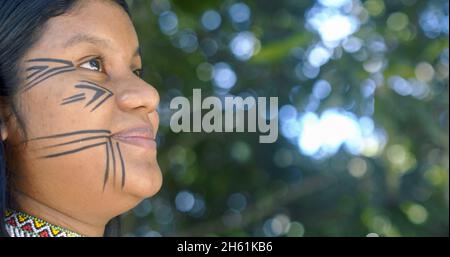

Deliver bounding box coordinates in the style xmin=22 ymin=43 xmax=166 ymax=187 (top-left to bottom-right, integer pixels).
xmin=6 ymin=0 xmax=162 ymax=223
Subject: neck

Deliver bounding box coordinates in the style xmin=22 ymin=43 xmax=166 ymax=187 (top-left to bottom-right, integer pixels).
xmin=11 ymin=190 xmax=106 ymax=237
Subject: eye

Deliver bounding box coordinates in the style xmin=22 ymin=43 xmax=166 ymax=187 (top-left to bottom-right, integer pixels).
xmin=133 ymin=68 xmax=143 ymax=78
xmin=80 ymin=58 xmax=104 ymax=72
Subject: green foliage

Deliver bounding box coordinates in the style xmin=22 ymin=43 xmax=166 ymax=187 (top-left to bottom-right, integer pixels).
xmin=123 ymin=0 xmax=449 ymax=236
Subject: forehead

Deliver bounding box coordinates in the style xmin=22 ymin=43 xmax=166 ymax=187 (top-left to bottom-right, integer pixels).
xmin=26 ymin=0 xmax=138 ymax=56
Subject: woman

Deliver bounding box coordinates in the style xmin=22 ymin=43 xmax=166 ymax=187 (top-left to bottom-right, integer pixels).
xmin=0 ymin=0 xmax=162 ymax=237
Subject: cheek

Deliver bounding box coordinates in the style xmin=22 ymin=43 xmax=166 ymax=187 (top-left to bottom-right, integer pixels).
xmin=17 ymin=85 xmax=112 ymax=138
xmin=16 ymin=58 xmax=114 ymax=137
xmin=18 ymin=89 xmax=72 ymax=136
xmin=16 ymin=146 xmax=119 ymax=214
xmin=37 ymin=149 xmax=105 ymax=183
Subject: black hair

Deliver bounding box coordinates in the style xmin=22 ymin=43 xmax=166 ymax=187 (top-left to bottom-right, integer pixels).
xmin=0 ymin=0 xmax=130 ymax=237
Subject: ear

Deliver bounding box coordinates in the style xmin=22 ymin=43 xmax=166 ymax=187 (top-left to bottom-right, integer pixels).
xmin=0 ymin=119 xmax=8 ymax=141
xmin=0 ymin=103 xmax=9 ymax=141
xmin=1 ymin=124 xmax=7 ymax=141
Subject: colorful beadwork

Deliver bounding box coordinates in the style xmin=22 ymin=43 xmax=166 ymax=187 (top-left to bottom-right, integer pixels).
xmin=4 ymin=209 xmax=83 ymax=237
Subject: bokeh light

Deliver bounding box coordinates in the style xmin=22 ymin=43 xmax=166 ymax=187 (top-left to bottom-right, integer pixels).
xmin=201 ymin=10 xmax=222 ymax=31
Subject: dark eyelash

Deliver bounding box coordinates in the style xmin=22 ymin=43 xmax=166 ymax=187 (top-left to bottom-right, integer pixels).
xmin=92 ymin=57 xmax=104 ymax=70
xmin=80 ymin=56 xmax=104 ymax=72
xmin=134 ymin=68 xmax=144 ymax=78
xmin=83 ymin=56 xmax=143 ymax=78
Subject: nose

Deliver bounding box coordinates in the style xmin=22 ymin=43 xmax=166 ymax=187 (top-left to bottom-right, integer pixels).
xmin=116 ymin=76 xmax=160 ymax=115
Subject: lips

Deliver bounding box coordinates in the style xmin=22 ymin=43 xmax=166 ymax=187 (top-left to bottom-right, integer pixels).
xmin=112 ymin=126 xmax=157 ymax=150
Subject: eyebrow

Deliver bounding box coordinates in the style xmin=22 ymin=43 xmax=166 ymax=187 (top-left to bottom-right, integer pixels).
xmin=64 ymin=33 xmax=112 ymax=49
xmin=63 ymin=33 xmax=141 ymax=58
xmin=134 ymin=46 xmax=141 ymax=58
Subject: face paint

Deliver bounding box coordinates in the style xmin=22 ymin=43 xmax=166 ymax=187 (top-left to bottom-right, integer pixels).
xmin=61 ymin=81 xmax=113 ymax=112
xmin=22 ymin=57 xmax=120 ymax=188
xmin=23 ymin=58 xmax=75 ymax=93
xmin=116 ymin=142 xmax=125 ymax=188
xmin=61 ymin=93 xmax=86 ymax=105
xmin=28 ymin=130 xmax=126 ymax=190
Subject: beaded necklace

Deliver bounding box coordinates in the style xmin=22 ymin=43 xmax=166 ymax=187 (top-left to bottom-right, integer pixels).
xmin=4 ymin=209 xmax=83 ymax=237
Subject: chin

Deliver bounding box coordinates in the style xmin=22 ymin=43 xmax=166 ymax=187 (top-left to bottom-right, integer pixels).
xmin=124 ymin=163 xmax=163 ymax=199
